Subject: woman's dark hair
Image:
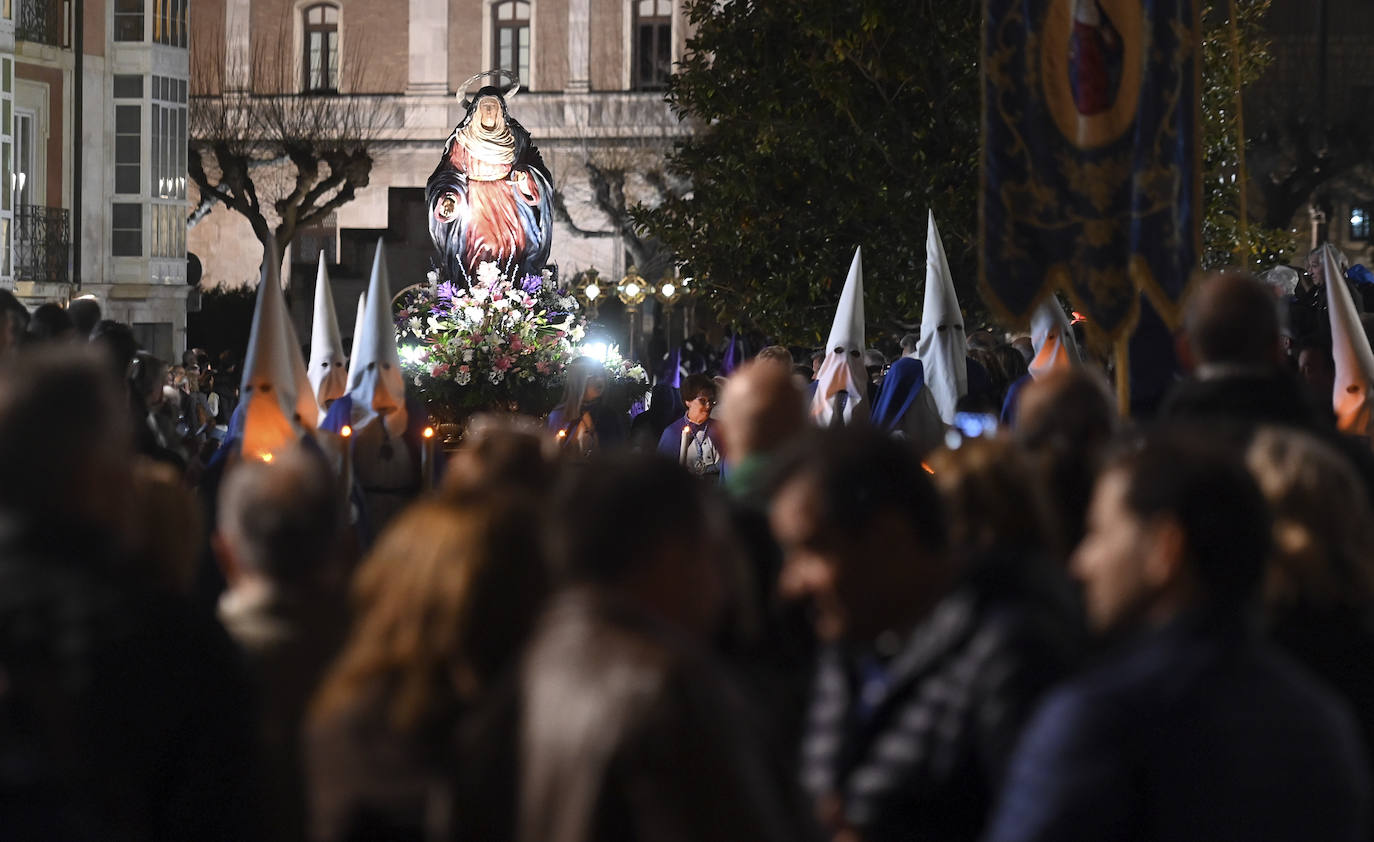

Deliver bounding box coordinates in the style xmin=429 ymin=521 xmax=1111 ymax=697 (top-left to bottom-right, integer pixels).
xmin=554 ymin=357 xmax=606 ymax=429
xmin=127 ymin=351 xmax=167 ymax=403
xmin=26 ymin=303 xmax=75 ymax=343
xmin=91 ymin=320 xmax=140 ymax=381
xmin=681 ymin=373 xmax=718 ymax=404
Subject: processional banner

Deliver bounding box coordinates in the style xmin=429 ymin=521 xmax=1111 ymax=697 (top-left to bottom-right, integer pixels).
xmin=980 ymin=0 xmax=1202 ymax=346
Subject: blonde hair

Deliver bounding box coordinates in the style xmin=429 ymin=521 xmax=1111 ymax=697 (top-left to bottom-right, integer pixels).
xmin=311 ymin=493 xmax=546 ymax=733
xmin=1246 ymin=428 xmax=1374 ymax=609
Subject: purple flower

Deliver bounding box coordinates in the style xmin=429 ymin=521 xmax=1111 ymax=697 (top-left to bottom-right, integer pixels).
xmin=520 ymin=275 xmax=544 ymax=295
xmin=436 ymin=281 xmax=458 ymax=302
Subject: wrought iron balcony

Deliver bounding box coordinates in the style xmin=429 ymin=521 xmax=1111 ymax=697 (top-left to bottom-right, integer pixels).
xmin=14 ymin=205 xmax=70 ymax=286
xmin=16 ymin=0 xmax=71 ymax=49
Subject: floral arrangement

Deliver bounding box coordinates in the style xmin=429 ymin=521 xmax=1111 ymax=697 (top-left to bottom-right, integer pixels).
xmin=395 ymin=261 xmax=648 ymax=421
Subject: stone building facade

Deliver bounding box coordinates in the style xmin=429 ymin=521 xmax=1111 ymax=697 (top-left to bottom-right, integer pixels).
xmin=2 ymin=0 xmax=190 ymax=360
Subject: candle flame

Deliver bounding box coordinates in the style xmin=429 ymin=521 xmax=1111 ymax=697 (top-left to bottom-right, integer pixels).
xmin=921 ymin=462 xmax=935 ymax=475
xmin=423 ymin=426 xmax=435 ymax=439
xmin=682 ymin=425 xmax=691 ymax=434
xmin=340 ymin=425 xmax=352 ymax=438
xmin=261 ymin=452 xmax=274 ymax=464
xmin=556 ymin=429 xmax=567 ymax=439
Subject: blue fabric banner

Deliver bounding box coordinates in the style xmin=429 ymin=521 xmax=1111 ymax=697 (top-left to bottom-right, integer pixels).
xmin=980 ymin=0 xmax=1202 ymax=345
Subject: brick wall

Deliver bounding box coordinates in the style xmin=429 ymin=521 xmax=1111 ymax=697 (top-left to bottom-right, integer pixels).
xmin=245 ymin=0 xmax=407 ymax=94
xmin=449 ymin=0 xmax=483 ymax=92
xmin=589 ymin=0 xmax=622 ymax=91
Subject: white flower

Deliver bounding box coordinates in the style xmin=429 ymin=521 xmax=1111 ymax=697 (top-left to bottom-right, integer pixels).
xmin=413 ymin=375 xmax=422 ymax=386
xmin=408 ymin=317 xmax=423 ymax=335
xmin=426 ymin=269 xmax=440 ymax=283
xmin=628 ymin=365 xmax=647 ymax=382
xmin=427 ymin=316 xmax=441 ymax=332
xmin=488 ymin=368 xmax=505 ymax=384
xmin=456 ymin=370 xmax=472 ymax=386
xmin=492 ymin=298 xmax=511 ymax=312
xmin=541 ymin=268 xmax=553 ymax=281
xmin=462 ymin=349 xmax=475 ymax=362
xmin=465 ymin=306 xmax=485 ymax=324
xmin=477 ymin=261 xmax=502 ymax=286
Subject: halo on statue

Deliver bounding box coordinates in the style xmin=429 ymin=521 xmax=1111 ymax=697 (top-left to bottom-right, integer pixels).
xmin=458 ymin=69 xmax=521 ymax=108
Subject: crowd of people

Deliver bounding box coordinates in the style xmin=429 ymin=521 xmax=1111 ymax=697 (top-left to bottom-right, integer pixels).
xmin=1 ymin=251 xmax=1373 ymax=842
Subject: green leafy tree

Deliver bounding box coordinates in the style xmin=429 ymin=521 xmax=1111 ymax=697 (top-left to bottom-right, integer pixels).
xmin=643 ymin=0 xmax=1290 ymax=345
xmin=1200 ymin=0 xmax=1298 ymax=269
xmin=634 ymin=0 xmax=982 ymax=346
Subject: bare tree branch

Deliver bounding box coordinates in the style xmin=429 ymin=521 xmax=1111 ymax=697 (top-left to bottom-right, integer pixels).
xmin=189 ymin=8 xmax=391 ymax=285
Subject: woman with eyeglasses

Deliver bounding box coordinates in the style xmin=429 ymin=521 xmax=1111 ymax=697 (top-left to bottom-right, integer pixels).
xmin=656 ymin=373 xmax=726 ymax=481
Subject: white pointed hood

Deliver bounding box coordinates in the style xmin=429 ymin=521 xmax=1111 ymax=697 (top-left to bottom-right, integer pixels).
xmin=239 ymin=243 xmax=318 ymax=460
xmin=308 ymin=253 xmax=348 ymax=417
xmin=345 ymin=240 xmax=408 ymax=436
xmin=346 ymin=291 xmax=367 ymax=384
xmin=1323 ymin=246 xmax=1374 ymax=437
xmin=915 ymin=211 xmax=967 ymax=422
xmin=1028 ymin=296 xmax=1081 ymax=380
xmin=811 ymin=247 xmax=869 ymax=426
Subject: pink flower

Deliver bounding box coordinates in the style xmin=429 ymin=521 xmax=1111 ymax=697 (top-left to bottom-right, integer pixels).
xmin=459 ymin=365 xmax=471 ymax=374
xmin=430 ymin=363 xmax=450 ymax=377
xmin=509 ymin=336 xmax=524 ymax=353
xmin=536 ymin=360 xmax=551 ymax=374
xmin=493 ymin=356 xmax=513 ymax=371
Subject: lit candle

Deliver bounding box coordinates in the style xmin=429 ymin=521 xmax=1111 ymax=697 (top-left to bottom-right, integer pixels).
xmin=679 ymin=424 xmax=691 ymax=466
xmin=421 ymin=426 xmax=436 ymax=490
xmin=339 ymin=425 xmax=353 ymax=519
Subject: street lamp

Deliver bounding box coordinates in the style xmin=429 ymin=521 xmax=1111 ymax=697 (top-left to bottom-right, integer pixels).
xmin=572 ymin=266 xmax=604 ymax=319
xmin=617 ymin=265 xmax=648 ymax=361
xmin=617 ymin=265 xmax=648 ymax=306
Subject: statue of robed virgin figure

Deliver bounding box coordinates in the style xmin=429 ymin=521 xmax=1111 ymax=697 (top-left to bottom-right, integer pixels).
xmin=425 ymin=70 xmax=554 ymax=285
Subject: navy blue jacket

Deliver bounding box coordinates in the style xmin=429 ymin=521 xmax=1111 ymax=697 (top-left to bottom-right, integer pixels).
xmin=985 ymin=613 xmax=1371 ymax=842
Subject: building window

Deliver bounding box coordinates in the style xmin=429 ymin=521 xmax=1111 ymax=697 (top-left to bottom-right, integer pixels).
xmin=115 ymin=105 xmax=141 ymax=195
xmin=633 ymin=0 xmax=672 ymax=91
xmin=151 ymin=75 xmax=187 ymax=259
xmin=113 ymin=73 xmax=142 ymax=99
xmin=13 ymin=112 xmax=32 ymax=208
xmin=112 ymin=202 xmax=142 ymax=257
xmin=114 ymin=75 xmax=142 ymax=197
xmin=298 ymin=211 xmax=338 ymax=265
xmin=492 ymin=1 xmax=530 ymax=88
xmin=1352 ymin=206 xmax=1371 ymax=242
xmin=303 ymin=4 xmax=340 ymax=92
xmin=1 ymin=56 xmax=10 ymax=281
xmin=132 ymin=322 xmax=173 ymax=362
xmin=1 ymin=142 xmax=9 ymax=278
xmin=151 ymin=76 xmax=186 ymax=201
xmin=114 ymin=0 xmax=144 ymax=42
xmin=152 ymin=0 xmax=188 ymax=48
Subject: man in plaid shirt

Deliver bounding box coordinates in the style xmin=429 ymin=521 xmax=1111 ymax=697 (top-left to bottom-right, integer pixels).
xmin=770 ymin=429 xmax=1080 ymax=842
